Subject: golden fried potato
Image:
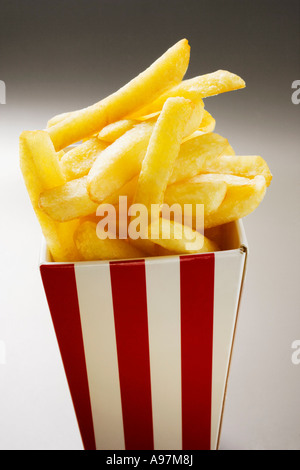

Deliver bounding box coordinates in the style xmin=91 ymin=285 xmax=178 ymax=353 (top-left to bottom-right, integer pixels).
xmin=128 ymin=70 xmax=245 ymax=118
xmin=47 ymin=111 xmax=73 ymax=128
xmin=148 ymin=218 xmax=219 ymax=253
xmin=20 ymin=39 xmax=271 ymax=263
xmin=19 ymin=130 xmax=80 ymax=261
xmin=169 ymin=133 xmax=230 ymax=184
xmin=60 ymin=137 xmax=108 ymax=181
xmin=75 ymin=220 xmax=145 ymax=260
xmin=87 ymin=100 xmax=203 ymax=204
xmin=200 ymin=154 xmax=272 ymax=186
xmin=39 ymin=176 xmax=98 ymax=222
xmin=98 ymin=99 xmax=204 ymax=144
xmin=198 ymin=174 xmax=267 ymax=228
xmin=133 ymin=97 xmax=194 ymax=213
xmin=164 ymin=176 xmax=227 ymax=216
xmin=98 ymin=119 xmax=141 ymax=143
xmin=47 ymin=39 xmax=191 ymax=150
xmin=88 ymin=122 xmax=154 ymax=203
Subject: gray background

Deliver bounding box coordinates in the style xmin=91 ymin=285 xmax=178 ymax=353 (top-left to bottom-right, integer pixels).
xmin=0 ymin=0 xmax=299 ymax=449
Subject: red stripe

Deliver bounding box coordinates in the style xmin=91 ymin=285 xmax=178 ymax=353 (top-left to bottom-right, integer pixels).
xmin=180 ymin=253 xmax=215 ymax=450
xmin=40 ymin=265 xmax=96 ymax=450
xmin=110 ymin=260 xmax=154 ymax=450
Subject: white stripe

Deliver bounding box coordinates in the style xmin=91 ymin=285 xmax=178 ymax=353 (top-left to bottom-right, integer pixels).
xmin=74 ymin=263 xmax=125 ymax=450
xmin=145 ymin=257 xmax=182 ymax=450
xmin=211 ymin=250 xmax=246 ymax=449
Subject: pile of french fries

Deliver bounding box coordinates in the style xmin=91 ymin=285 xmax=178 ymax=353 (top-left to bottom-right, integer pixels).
xmin=20 ymin=39 xmax=272 ymax=262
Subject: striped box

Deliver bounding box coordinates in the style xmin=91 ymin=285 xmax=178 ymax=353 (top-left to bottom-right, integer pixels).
xmin=40 ymin=220 xmax=247 ymax=450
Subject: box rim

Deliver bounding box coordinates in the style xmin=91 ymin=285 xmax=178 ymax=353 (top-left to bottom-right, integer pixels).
xmin=39 ymin=219 xmax=248 ymax=266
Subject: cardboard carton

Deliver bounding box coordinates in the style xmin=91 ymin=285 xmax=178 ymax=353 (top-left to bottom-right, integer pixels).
xmin=40 ymin=219 xmax=247 ymax=450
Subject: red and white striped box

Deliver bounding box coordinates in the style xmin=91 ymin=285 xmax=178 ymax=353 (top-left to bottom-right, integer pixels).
xmin=40 ymin=219 xmax=247 ymax=451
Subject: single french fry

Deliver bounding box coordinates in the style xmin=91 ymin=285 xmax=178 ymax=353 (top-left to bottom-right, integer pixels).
xmin=47 ymin=39 xmax=191 ymax=150
xmin=200 ymin=154 xmax=272 ymax=186
xmin=75 ymin=220 xmax=145 ymax=260
xmin=60 ymin=137 xmax=108 ymax=181
xmin=128 ymin=70 xmax=245 ymax=118
xmin=39 ymin=176 xmax=99 ymax=222
xmin=21 ymin=131 xmax=65 ymax=188
xmin=169 ymin=132 xmax=230 ymax=184
xmin=197 ymin=174 xmax=267 ymax=228
xmin=19 ymin=131 xmax=80 ymax=261
xmin=148 ymin=218 xmax=219 ymax=253
xmin=164 ymin=176 xmax=227 ymax=216
xmin=133 ymin=97 xmax=194 ymax=213
xmin=88 ymin=122 xmax=155 ymax=203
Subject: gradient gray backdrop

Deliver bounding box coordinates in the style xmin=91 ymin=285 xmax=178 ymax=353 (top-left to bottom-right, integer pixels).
xmin=0 ymin=0 xmax=299 ymax=450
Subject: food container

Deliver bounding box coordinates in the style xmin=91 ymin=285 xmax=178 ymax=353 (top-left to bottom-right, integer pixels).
xmin=40 ymin=219 xmax=248 ymax=450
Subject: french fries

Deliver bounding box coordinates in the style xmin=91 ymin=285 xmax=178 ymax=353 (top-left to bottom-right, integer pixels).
xmin=198 ymin=174 xmax=267 ymax=228
xmin=200 ymin=154 xmax=272 ymax=186
xmin=147 ymin=218 xmax=219 ymax=254
xmin=60 ymin=137 xmax=108 ymax=181
xmin=98 ymin=119 xmax=142 ymax=143
xmin=130 ymin=96 xmax=196 ymax=255
xmin=128 ymin=70 xmax=245 ymax=118
xmin=47 ymin=39 xmax=191 ymax=150
xmin=87 ymin=121 xmax=155 ymax=203
xmin=47 ymin=111 xmax=73 ymax=128
xmin=75 ymin=220 xmax=145 ymax=261
xmin=19 ymin=131 xmax=80 ymax=261
xmin=169 ymin=132 xmax=230 ymax=184
xmin=39 ymin=176 xmax=99 ymax=222
xmin=87 ymin=99 xmax=203 ymax=203
xmin=133 ymin=97 xmax=194 ymax=213
xmin=164 ymin=176 xmax=227 ymax=216
xmin=20 ymin=38 xmax=272 ymax=262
